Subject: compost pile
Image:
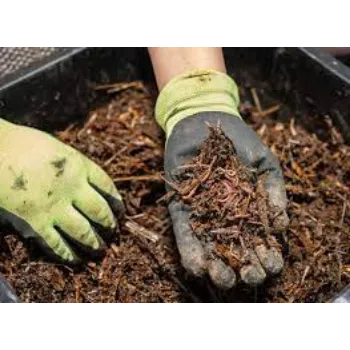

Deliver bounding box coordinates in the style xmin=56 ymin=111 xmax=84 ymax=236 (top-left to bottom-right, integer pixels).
xmin=171 ymin=125 xmax=282 ymax=276
xmin=238 ymin=87 xmax=350 ymax=302
xmin=0 ymin=79 xmax=349 ymax=303
xmin=0 ymin=84 xmax=192 ymax=303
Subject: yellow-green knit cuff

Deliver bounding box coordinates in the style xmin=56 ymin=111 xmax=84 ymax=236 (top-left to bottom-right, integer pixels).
xmin=155 ymin=69 xmax=241 ymax=137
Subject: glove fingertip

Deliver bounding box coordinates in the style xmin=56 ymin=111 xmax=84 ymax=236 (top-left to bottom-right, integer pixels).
xmin=208 ymin=259 xmax=236 ymax=290
xmin=272 ymin=210 xmax=290 ymax=232
xmin=108 ymin=195 xmax=125 ymax=219
xmin=182 ymin=250 xmax=207 ymax=277
xmin=90 ymin=183 xmax=125 ymax=219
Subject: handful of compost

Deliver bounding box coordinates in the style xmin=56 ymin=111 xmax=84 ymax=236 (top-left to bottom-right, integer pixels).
xmin=156 ymin=69 xmax=289 ymax=289
xmin=172 ymin=125 xmax=284 ymax=287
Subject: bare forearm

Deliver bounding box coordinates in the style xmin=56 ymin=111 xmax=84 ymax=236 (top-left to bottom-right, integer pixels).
xmin=148 ymin=47 xmax=226 ymax=90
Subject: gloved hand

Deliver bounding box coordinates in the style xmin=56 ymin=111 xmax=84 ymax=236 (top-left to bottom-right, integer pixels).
xmin=0 ymin=119 xmax=124 ymax=263
xmin=0 ymin=273 xmax=18 ymax=303
xmin=156 ymin=70 xmax=289 ymax=289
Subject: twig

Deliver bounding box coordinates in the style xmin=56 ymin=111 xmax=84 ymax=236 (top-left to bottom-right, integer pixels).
xmin=289 ymin=118 xmax=297 ymax=136
xmin=182 ymin=182 xmax=200 ymax=200
xmin=200 ymin=156 xmax=217 ymax=183
xmin=126 ymin=213 xmax=146 ymax=220
xmin=94 ymin=81 xmax=145 ymax=94
xmin=57 ymin=123 xmax=77 ymax=139
xmin=239 ymin=236 xmax=248 ymax=253
xmin=304 ymin=212 xmax=318 ymax=223
xmin=101 ymin=140 xmax=115 ymax=150
xmin=113 ymin=173 xmax=163 ymax=183
xmin=257 ymin=124 xmax=266 ymax=136
xmin=94 ymin=82 xmax=126 ymax=90
xmin=149 ymin=215 xmax=166 ymax=224
xmin=313 ymin=249 xmax=326 ymax=261
xmin=159 ymin=222 xmax=172 ymax=236
xmin=291 ymin=160 xmax=305 ymax=178
xmin=178 ymin=163 xmax=210 ymax=170
xmin=23 ymin=261 xmax=73 ymax=273
xmin=251 ymin=88 xmax=262 ymax=112
xmin=252 ymin=105 xmax=280 ymax=118
xmin=156 ymin=190 xmax=175 ymax=203
xmin=305 ymin=157 xmax=324 ymax=172
xmin=110 ymin=243 xmax=120 ymax=257
xmin=77 ymin=112 xmax=98 ymax=139
xmin=342 ymin=265 xmax=350 ymax=273
xmin=181 ymin=155 xmax=217 ymax=200
xmin=125 ymin=220 xmax=160 ymax=243
xmin=339 ymin=200 xmax=347 ymax=228
xmin=300 ymin=265 xmax=310 ymax=285
xmin=288 ymin=139 xmax=301 ymax=145
xmin=104 ymin=154 xmax=118 ymax=167
xmin=160 ymin=175 xmax=181 ymax=192
xmin=74 ymin=276 xmax=81 ymax=303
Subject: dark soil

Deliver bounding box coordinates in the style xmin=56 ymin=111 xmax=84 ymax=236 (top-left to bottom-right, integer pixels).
xmin=0 ymin=79 xmax=349 ymax=303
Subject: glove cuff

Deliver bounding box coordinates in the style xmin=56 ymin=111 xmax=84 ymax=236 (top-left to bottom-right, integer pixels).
xmin=155 ymin=69 xmax=241 ymax=137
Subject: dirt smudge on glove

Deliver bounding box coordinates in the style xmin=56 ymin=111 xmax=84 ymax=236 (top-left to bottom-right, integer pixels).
xmin=51 ymin=157 xmax=67 ymax=177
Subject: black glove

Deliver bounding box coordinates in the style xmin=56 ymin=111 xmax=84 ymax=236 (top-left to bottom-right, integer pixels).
xmin=0 ymin=273 xmax=18 ymax=303
xmin=155 ymin=69 xmax=288 ymax=289
xmin=165 ymin=112 xmax=288 ymax=289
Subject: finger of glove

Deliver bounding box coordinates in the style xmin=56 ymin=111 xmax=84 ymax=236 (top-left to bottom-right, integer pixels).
xmin=168 ymin=201 xmax=207 ymax=277
xmin=208 ymin=259 xmax=236 ymax=290
xmin=255 ymin=244 xmax=284 ymax=276
xmin=0 ymin=208 xmax=77 ymax=263
xmin=73 ymin=183 xmax=116 ymax=230
xmin=240 ymin=250 xmax=267 ymax=286
xmin=32 ymin=225 xmax=77 ymax=263
xmin=0 ymin=273 xmax=19 ymax=303
xmin=205 ymin=242 xmax=236 ymax=290
xmin=84 ymin=157 xmax=125 ymax=218
xmin=55 ymin=205 xmax=104 ymax=252
xmin=261 ymin=172 xmax=289 ymax=231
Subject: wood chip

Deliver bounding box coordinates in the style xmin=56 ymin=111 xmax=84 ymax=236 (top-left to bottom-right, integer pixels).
xmin=125 ymin=220 xmax=160 ymax=243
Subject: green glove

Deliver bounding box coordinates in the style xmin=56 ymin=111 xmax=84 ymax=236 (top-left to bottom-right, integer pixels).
xmin=0 ymin=118 xmax=124 ymax=262
xmin=156 ymin=70 xmax=288 ymax=289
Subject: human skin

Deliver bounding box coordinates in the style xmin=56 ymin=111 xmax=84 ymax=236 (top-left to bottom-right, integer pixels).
xmin=148 ymin=47 xmax=226 ymax=90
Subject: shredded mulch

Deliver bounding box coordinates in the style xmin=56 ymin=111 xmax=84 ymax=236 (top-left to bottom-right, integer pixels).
xmin=0 ymin=78 xmax=349 ymax=303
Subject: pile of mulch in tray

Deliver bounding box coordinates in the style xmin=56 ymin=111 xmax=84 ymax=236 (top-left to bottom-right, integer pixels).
xmin=235 ymin=86 xmax=350 ymax=302
xmin=0 ymin=79 xmax=349 ymax=303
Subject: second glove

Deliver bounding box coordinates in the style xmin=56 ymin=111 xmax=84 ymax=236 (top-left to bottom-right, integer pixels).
xmin=0 ymin=119 xmax=124 ymax=263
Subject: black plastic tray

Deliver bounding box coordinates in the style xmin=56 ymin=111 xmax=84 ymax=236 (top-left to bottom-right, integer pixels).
xmin=0 ymin=47 xmax=349 ymax=302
